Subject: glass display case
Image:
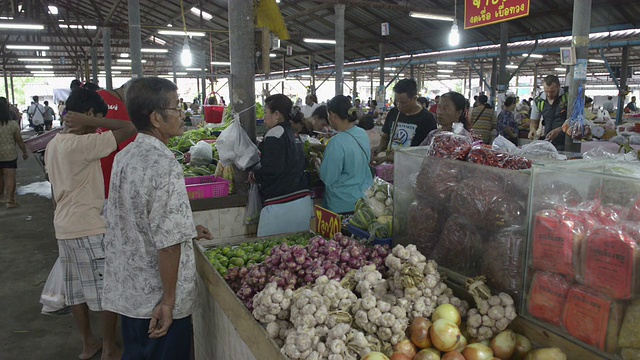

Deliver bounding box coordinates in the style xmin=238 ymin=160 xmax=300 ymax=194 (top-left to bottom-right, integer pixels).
xmin=523 ymin=160 xmax=640 ymax=359
xmin=393 ymin=147 xmax=531 ymax=300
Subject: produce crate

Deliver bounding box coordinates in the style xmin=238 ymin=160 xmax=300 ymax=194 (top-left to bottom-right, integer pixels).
xmin=522 ymin=160 xmax=640 ymax=359
xmin=347 ymin=223 xmax=392 ymax=247
xmin=24 ymin=127 xmax=62 ymax=153
xmin=186 ymin=176 xmax=230 ymax=200
xmin=193 ymin=239 xmax=287 ymax=360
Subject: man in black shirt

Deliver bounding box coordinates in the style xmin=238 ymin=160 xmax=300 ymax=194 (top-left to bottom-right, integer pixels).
xmin=372 ymin=79 xmax=437 ymax=163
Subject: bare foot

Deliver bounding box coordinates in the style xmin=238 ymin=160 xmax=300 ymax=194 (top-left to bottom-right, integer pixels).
xmin=101 ymin=346 xmax=122 ymax=360
xmin=79 ymin=339 xmax=102 ymax=360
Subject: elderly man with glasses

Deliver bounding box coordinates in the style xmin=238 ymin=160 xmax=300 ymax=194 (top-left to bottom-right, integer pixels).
xmin=102 ymin=77 xmax=212 ymax=360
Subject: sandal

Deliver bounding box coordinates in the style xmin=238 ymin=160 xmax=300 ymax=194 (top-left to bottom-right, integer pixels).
xmin=6 ymin=201 xmax=20 ymax=209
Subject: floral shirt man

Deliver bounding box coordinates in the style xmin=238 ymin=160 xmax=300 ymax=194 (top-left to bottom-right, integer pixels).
xmin=102 ymin=133 xmax=197 ymax=320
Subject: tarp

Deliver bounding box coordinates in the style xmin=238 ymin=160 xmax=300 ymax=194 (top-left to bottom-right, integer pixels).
xmin=52 ymin=88 xmax=71 ymax=105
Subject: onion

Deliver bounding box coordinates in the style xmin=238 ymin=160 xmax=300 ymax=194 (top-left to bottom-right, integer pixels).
xmin=305 ymin=274 xmax=314 ymax=283
xmin=340 ymin=251 xmax=351 ymax=262
xmin=326 ymin=251 xmax=340 ymax=262
xmin=442 ymin=351 xmax=465 ymax=360
xmin=390 ymin=353 xmax=412 ymax=360
xmin=348 ymin=257 xmax=361 ymax=269
xmin=524 ymin=348 xmax=566 ymax=360
xmin=432 ymin=304 xmax=461 ymax=327
xmin=317 ymin=238 xmax=326 ymax=246
xmin=392 ymin=339 xmax=417 ymax=359
xmin=413 ymin=349 xmax=441 ymax=360
xmin=339 ymin=237 xmax=350 ymax=247
xmin=462 ymin=343 xmax=494 ymax=360
xmin=453 ymin=335 xmax=467 ymax=352
xmin=490 ymin=330 xmax=516 ymax=360
xmin=325 ymin=268 xmax=336 ymax=279
xmin=511 ymin=334 xmax=532 ymax=360
xmin=362 ymin=352 xmax=390 ymax=360
xmin=429 ymin=319 xmax=461 ymax=352
xmin=410 ymin=327 xmax=431 ymax=349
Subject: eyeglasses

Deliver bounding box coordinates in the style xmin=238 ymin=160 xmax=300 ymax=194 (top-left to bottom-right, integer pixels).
xmin=160 ymin=107 xmax=183 ymax=112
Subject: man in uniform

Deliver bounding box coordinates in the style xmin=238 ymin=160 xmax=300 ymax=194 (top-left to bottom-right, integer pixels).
xmin=528 ymin=75 xmax=568 ymax=151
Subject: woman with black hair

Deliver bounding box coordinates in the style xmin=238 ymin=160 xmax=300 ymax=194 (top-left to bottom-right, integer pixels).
xmin=0 ymin=99 xmax=29 ymax=208
xmin=470 ymin=94 xmax=497 ymax=143
xmin=420 ymin=91 xmax=473 ymax=146
xmin=497 ymin=96 xmax=519 ymax=145
xmin=251 ymin=94 xmax=312 ymax=237
xmin=45 ymin=87 xmax=137 ymax=360
xmin=310 ymin=105 xmax=332 ymax=133
xmin=319 ymin=95 xmax=373 ymax=214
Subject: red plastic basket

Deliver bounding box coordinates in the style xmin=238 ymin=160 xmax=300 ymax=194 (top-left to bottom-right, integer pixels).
xmin=185 ymin=176 xmax=230 ymax=200
xmin=203 ymin=105 xmax=225 ymax=123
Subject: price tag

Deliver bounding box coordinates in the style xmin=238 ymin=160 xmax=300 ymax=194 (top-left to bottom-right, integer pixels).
xmin=315 ymin=205 xmax=341 ymax=239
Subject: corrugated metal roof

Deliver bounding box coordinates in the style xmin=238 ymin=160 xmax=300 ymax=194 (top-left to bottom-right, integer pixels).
xmin=0 ymin=0 xmax=639 ymax=79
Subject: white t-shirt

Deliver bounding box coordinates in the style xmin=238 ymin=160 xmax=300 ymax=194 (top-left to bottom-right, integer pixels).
xmin=301 ymin=103 xmax=320 ymax=119
xmin=28 ymin=103 xmax=46 ymax=125
xmin=45 ymin=132 xmax=118 ymax=239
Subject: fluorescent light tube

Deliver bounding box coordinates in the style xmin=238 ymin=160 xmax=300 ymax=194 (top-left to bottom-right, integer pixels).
xmin=158 ymin=30 xmax=205 ymax=37
xmin=0 ymin=23 xmax=44 ymax=30
xmin=18 ymin=58 xmax=51 ymax=62
xmin=409 ymin=12 xmax=454 ymax=21
xmin=303 ymin=38 xmax=336 ymax=44
xmin=7 ymin=45 xmax=49 ymax=50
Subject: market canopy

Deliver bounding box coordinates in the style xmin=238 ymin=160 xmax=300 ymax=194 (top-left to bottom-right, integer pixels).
xmin=1 ymin=0 xmax=640 ymax=79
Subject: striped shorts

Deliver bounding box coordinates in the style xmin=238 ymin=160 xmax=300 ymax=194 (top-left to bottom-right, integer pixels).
xmin=57 ymin=235 xmax=106 ymax=311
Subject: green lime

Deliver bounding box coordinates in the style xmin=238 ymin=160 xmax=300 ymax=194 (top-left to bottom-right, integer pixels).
xmin=218 ymin=257 xmax=228 ymax=268
xmin=218 ymin=267 xmax=228 ymax=276
xmin=221 ymin=247 xmax=231 ymax=256
xmin=229 ymin=257 xmax=245 ymax=267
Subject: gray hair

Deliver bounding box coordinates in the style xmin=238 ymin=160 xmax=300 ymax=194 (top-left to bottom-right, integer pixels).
xmin=125 ymin=77 xmax=178 ymax=131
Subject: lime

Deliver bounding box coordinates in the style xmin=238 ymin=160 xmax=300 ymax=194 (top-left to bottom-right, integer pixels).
xmin=229 ymin=257 xmax=245 ymax=267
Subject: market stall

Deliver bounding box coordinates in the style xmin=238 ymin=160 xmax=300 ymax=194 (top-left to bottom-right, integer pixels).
xmin=189 ymin=125 xmax=640 ymax=360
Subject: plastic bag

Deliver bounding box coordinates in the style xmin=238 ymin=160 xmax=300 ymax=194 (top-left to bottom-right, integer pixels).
xmin=492 ymin=135 xmax=518 ymax=154
xmin=583 ymin=145 xmax=619 ymax=160
xmin=40 ymin=258 xmax=66 ymax=311
xmin=216 ymin=119 xmax=260 ymax=170
xmin=427 ymin=131 xmax=473 ymax=160
xmin=520 ymin=140 xmax=560 ymax=159
xmin=189 ymin=141 xmax=213 ymax=167
xmin=244 ymin=183 xmax=262 ymax=225
xmin=432 ymin=216 xmax=484 ymax=276
xmin=482 ymin=226 xmax=526 ymax=300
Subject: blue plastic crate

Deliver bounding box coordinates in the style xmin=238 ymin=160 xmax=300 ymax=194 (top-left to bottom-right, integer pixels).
xmin=347 ymin=224 xmax=392 ymax=247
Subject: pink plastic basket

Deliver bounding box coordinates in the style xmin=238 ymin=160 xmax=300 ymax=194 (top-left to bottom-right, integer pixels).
xmin=24 ymin=128 xmax=62 ymax=153
xmin=185 ymin=176 xmax=230 ymax=200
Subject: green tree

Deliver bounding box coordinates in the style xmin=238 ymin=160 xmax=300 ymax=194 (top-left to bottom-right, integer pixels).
xmin=0 ymin=77 xmax=42 ymax=106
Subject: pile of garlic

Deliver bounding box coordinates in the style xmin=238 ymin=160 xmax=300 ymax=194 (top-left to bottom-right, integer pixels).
xmin=384 ymin=244 xmax=469 ymax=320
xmin=466 ymin=292 xmax=517 ymax=341
xmin=352 ymin=294 xmax=408 ymax=346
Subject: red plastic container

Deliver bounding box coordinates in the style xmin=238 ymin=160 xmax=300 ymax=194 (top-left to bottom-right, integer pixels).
xmin=204 ymin=105 xmax=225 ymax=123
xmin=185 ymin=176 xmax=230 ymax=200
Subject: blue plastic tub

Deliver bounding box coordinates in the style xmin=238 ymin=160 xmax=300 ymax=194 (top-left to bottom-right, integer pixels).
xmin=347 ymin=224 xmax=392 ymax=247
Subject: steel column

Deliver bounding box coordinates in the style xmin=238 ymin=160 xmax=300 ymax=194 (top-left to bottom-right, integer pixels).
xmin=91 ymin=46 xmax=98 ymax=84
xmin=334 ymin=4 xmax=345 ymax=96
xmin=128 ymin=0 xmax=143 ymax=78
xmin=102 ymin=27 xmax=113 ymax=90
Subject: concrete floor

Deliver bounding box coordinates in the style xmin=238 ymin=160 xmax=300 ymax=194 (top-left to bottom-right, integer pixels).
xmin=0 ymin=132 xmax=109 ymax=360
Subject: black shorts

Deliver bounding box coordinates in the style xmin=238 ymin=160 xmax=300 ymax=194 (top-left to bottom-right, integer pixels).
xmin=0 ymin=159 xmax=18 ymax=169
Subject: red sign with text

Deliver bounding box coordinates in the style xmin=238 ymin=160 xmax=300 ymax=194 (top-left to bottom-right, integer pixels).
xmin=315 ymin=205 xmax=342 ymax=239
xmin=464 ymin=0 xmax=530 ymax=29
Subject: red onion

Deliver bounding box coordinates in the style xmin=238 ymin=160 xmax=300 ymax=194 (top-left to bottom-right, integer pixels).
xmin=339 ymin=237 xmax=350 ymax=247
xmin=349 ymin=246 xmax=362 ymax=258
xmin=326 ymin=250 xmax=339 ymax=262
xmin=325 ymin=268 xmax=336 ymax=279
xmin=340 ymin=251 xmax=351 ymax=262
xmin=311 ymin=267 xmax=325 ymax=278
xmin=305 ymin=275 xmax=314 ymax=283
xmin=375 ymin=246 xmax=388 ymax=257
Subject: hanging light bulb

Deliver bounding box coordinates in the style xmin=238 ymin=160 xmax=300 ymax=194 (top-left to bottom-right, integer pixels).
xmin=449 ymin=21 xmax=460 ymax=46
xmin=181 ymin=36 xmax=192 ymax=66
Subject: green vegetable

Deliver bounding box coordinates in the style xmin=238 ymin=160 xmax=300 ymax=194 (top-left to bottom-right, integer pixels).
xmin=229 ymin=257 xmax=245 ymax=267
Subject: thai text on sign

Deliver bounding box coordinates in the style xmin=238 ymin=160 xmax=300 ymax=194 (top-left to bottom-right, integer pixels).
xmin=315 ymin=205 xmax=342 ymax=239
xmin=464 ymin=0 xmax=530 ymax=29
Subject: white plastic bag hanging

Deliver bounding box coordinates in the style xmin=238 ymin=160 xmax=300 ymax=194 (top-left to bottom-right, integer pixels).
xmin=244 ymin=184 xmax=262 ymax=225
xmin=189 ymin=141 xmax=213 ymax=167
xmin=40 ymin=258 xmax=67 ymax=312
xmin=216 ymin=118 xmax=260 ymax=170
